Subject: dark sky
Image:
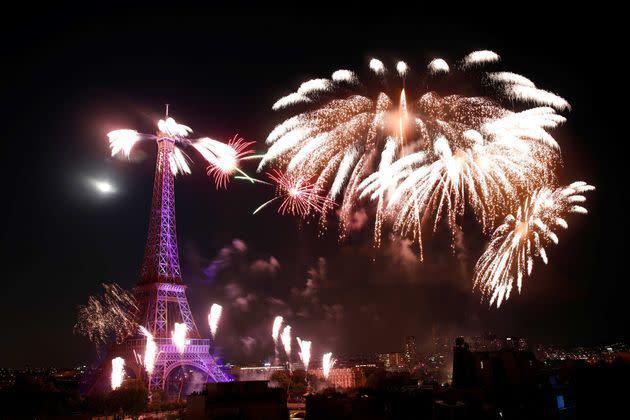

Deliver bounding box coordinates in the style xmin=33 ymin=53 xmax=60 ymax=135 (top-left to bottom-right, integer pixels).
xmin=1 ymin=7 xmax=627 ymax=367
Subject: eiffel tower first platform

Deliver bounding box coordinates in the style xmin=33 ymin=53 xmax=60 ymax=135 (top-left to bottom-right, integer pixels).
xmin=108 ymin=125 xmax=228 ymax=392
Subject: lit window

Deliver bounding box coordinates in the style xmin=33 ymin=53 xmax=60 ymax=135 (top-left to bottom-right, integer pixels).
xmin=557 ymin=394 xmax=565 ymax=410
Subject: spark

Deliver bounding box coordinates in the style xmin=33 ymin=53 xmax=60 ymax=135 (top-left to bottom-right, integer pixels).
xmin=139 ymin=326 xmax=157 ymax=375
xmin=281 ymin=325 xmax=292 ymax=358
xmin=428 ymin=58 xmax=449 ymax=74
xmin=172 ymin=322 xmax=188 ymax=354
xmin=396 ymin=61 xmax=408 ymax=77
xmin=111 ymin=357 xmax=125 ymax=390
xmin=272 ymin=316 xmax=284 ymax=342
xmin=208 ymin=304 xmax=223 ymax=338
xmin=322 ymin=352 xmax=336 ymax=380
xmin=273 ymin=92 xmax=312 ymax=110
xmin=107 ymin=129 xmax=141 ymax=158
xmin=169 ymin=147 xmax=192 ymax=176
xmin=158 ymin=117 xmax=192 ymax=138
xmin=332 ymin=69 xmax=357 ymax=83
xmin=258 ymin=51 xmax=590 ymax=306
xmin=473 ymin=182 xmax=595 ymax=307
xmin=462 ymin=50 xmax=500 ymax=67
xmin=297 ymin=337 xmax=312 ymax=371
xmin=255 ymin=170 xmax=334 ymax=217
xmin=108 ymin=115 xmax=251 ymax=187
xmin=74 ymin=283 xmax=138 ymax=352
xmin=369 ymin=58 xmax=385 ymax=75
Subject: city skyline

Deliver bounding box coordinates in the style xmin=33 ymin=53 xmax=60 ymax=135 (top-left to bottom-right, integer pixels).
xmin=1 ymin=11 xmax=626 ymax=371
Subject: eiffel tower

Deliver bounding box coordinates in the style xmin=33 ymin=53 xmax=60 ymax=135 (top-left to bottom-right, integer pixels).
xmin=109 ymin=110 xmax=228 ymax=392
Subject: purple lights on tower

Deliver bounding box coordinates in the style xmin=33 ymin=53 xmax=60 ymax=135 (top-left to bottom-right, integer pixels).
xmin=106 ymin=110 xmax=228 ymax=392
xmin=140 ymin=136 xmax=182 ymax=285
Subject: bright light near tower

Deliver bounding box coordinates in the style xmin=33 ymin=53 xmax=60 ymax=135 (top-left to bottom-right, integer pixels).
xmin=91 ymin=179 xmax=116 ymax=195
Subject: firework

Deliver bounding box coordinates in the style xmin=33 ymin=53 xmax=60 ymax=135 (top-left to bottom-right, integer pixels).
xmin=108 ymin=114 xmax=254 ymax=186
xmin=259 ymin=50 xmax=568 ymax=245
xmin=296 ymin=337 xmax=312 ymax=371
xmin=172 ymin=322 xmax=188 ymax=354
xmin=462 ymin=50 xmax=500 ymax=67
xmin=272 ymin=316 xmax=284 ymax=342
xmin=428 ymin=58 xmax=449 ymax=74
xmin=111 ymin=357 xmax=125 ymax=390
xmin=322 ymin=352 xmax=336 ymax=380
xmin=193 ymin=135 xmax=256 ymax=189
xmin=281 ymin=325 xmax=292 ymax=358
xmin=208 ymin=303 xmax=223 ymax=338
xmin=139 ymin=326 xmax=158 ymax=375
xmin=74 ymin=283 xmax=138 ymax=351
xmin=253 ymin=170 xmax=334 ymax=218
xmin=473 ymin=182 xmax=595 ymax=307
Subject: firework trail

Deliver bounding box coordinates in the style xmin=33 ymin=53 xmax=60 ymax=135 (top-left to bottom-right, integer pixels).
xmin=296 ymin=337 xmax=312 ymax=371
xmin=111 ymin=357 xmax=125 ymax=390
xmin=172 ymin=322 xmax=188 ymax=354
xmin=208 ymin=303 xmax=223 ymax=338
xmin=108 ymin=116 xmax=255 ymax=187
xmin=473 ymin=182 xmax=595 ymax=307
xmin=259 ymin=51 xmax=568 ymax=245
xmin=253 ymin=170 xmax=334 ymax=218
xmin=322 ymin=352 xmax=336 ymax=380
xmin=272 ymin=316 xmax=284 ymax=342
xmin=139 ymin=326 xmax=158 ymax=375
xmin=281 ymin=325 xmax=292 ymax=359
xmin=74 ymin=283 xmax=138 ymax=351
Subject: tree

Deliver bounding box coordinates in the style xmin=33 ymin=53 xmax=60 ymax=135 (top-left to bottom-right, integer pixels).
xmin=106 ymin=378 xmax=148 ymax=418
xmin=270 ymin=370 xmax=291 ymax=390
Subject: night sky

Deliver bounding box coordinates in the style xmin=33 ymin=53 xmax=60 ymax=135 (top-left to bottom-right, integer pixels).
xmin=1 ymin=8 xmax=626 ymax=368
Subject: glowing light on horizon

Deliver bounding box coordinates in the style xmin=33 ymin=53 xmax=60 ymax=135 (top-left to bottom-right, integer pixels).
xmin=272 ymin=316 xmax=284 ymax=342
xmin=322 ymin=352 xmax=336 ymax=380
xmin=172 ymin=322 xmax=188 ymax=354
xmin=111 ymin=357 xmax=125 ymax=390
xmin=297 ymin=337 xmax=312 ymax=371
xmin=208 ymin=304 xmax=223 ymax=338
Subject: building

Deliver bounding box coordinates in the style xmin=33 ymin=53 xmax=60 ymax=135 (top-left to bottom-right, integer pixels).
xmin=377 ymin=352 xmax=406 ymax=370
xmin=230 ymin=365 xmax=286 ymax=382
xmin=310 ymin=367 xmax=366 ymax=389
xmin=186 ymin=380 xmax=288 ymax=419
xmin=404 ymin=336 xmax=418 ymax=367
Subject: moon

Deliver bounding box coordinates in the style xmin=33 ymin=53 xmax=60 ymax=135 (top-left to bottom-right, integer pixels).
xmin=91 ymin=179 xmax=116 ymax=195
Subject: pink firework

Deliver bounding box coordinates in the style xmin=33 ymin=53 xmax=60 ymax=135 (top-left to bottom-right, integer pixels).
xmin=255 ymin=170 xmax=333 ymax=218
xmin=205 ymin=135 xmax=256 ymax=189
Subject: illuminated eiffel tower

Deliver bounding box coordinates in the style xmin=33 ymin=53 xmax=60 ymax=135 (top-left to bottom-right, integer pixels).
xmin=110 ymin=108 xmax=228 ymax=392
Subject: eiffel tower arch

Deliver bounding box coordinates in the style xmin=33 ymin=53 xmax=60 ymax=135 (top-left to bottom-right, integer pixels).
xmin=110 ymin=127 xmax=228 ymax=393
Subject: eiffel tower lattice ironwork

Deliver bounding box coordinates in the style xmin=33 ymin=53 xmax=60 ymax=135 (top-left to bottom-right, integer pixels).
xmin=110 ymin=109 xmax=228 ymax=391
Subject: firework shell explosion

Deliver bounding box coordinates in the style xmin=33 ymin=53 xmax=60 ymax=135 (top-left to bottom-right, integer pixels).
xmin=474 ymin=182 xmax=595 ymax=307
xmin=259 ymin=50 xmax=593 ymax=307
xmin=108 ymin=117 xmax=255 ymax=188
xmin=74 ymin=283 xmax=138 ymax=352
